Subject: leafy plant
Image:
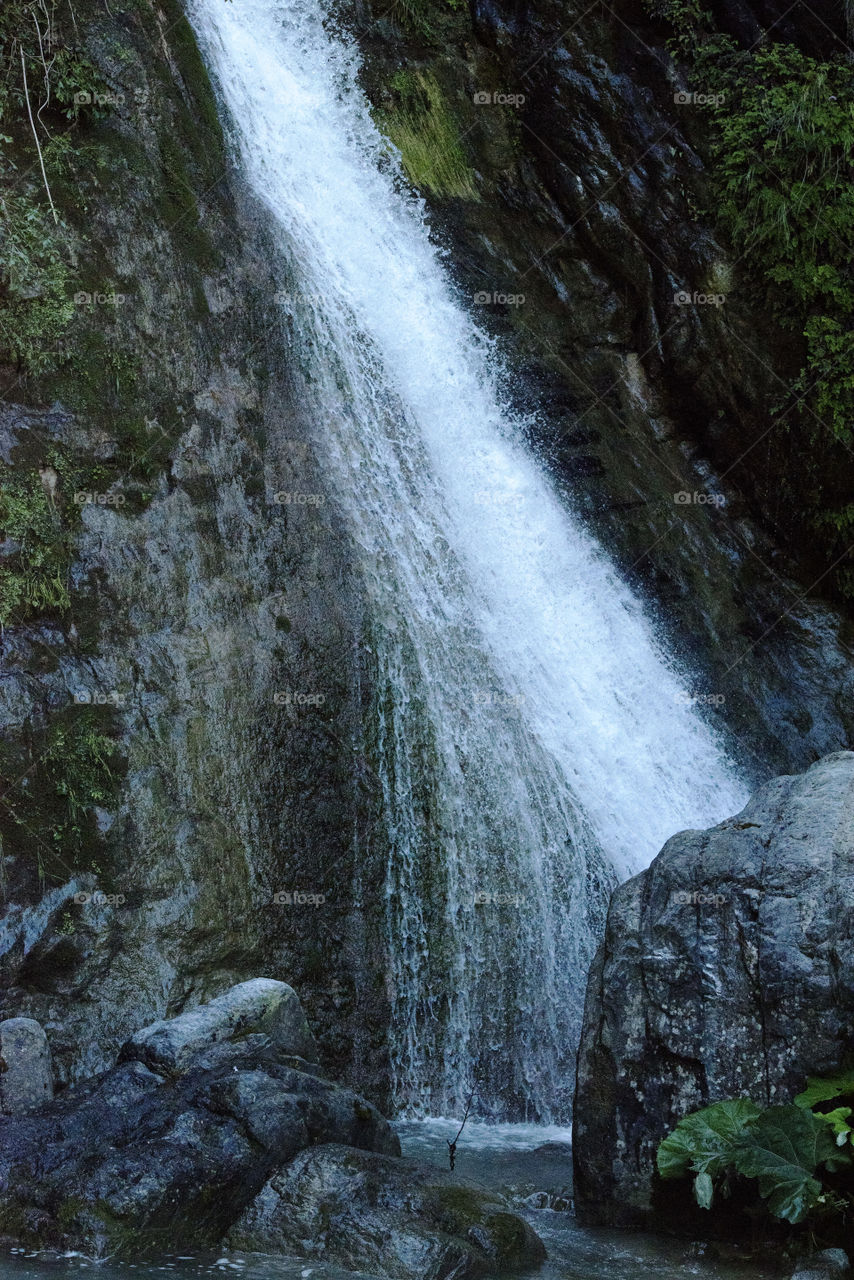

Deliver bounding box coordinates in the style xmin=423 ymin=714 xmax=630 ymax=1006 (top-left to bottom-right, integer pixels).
xmin=707 ymin=46 xmax=854 ymax=448
xmin=643 ymin=0 xmax=854 ymax=600
xmin=657 ymin=1098 xmax=761 ymax=1207
xmin=795 ymin=1071 xmax=854 ymax=1147
xmin=658 ymin=1077 xmax=854 ymax=1231
xmin=732 ymin=1105 xmax=841 ymax=1223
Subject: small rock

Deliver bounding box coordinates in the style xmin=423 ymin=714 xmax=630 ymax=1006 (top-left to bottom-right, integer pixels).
xmin=119 ymin=978 xmax=318 ymax=1073
xmin=0 ymin=1018 xmax=54 ymax=1115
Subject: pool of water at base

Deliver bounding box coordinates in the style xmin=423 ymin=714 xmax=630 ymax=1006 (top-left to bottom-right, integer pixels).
xmin=0 ymin=1121 xmax=786 ymax=1280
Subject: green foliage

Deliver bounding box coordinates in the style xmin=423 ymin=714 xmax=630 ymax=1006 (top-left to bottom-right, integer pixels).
xmin=657 ymin=1098 xmax=761 ymax=1207
xmin=42 ymin=713 xmax=118 ymax=838
xmin=0 ymin=191 xmax=74 ymax=373
xmin=644 ymin=0 xmax=714 ymax=55
xmin=0 ymin=2 xmax=115 ymax=378
xmin=0 ymin=706 xmax=120 ymax=887
xmin=382 ymin=0 xmax=469 ymax=40
xmin=640 ymin=1 xmax=854 ymax=599
xmin=0 ymin=1 xmax=108 ymax=129
xmin=0 ymin=462 xmax=73 ymax=625
xmin=377 ymin=70 xmax=477 ymax=200
xmin=796 ymin=1071 xmax=854 ymax=1147
xmin=731 ymin=1105 xmax=839 ymax=1223
xmin=658 ymin=1077 xmax=854 ymax=1231
xmin=796 ymin=1071 xmax=854 ymax=1112
xmin=704 ymin=45 xmax=854 ymax=583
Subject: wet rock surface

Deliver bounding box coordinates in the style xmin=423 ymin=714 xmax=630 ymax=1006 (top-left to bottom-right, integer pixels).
xmin=119 ymin=978 xmax=319 ymax=1073
xmin=0 ymin=1018 xmax=53 ymax=1116
xmin=0 ymin=0 xmax=390 ymax=1109
xmin=791 ymin=1249 xmax=851 ymax=1280
xmin=0 ymin=986 xmax=546 ymax=1273
xmin=0 ymin=989 xmax=399 ymax=1256
xmin=2 ymin=0 xmax=854 ymax=1128
xmin=228 ymin=1143 xmax=547 ymax=1279
xmin=573 ymin=751 xmax=854 ymax=1226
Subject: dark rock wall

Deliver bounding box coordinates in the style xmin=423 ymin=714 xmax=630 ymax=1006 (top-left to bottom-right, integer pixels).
xmin=573 ymin=751 xmax=854 ymax=1226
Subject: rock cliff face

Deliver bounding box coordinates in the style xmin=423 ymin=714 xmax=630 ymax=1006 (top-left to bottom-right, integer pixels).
xmin=351 ymin=0 xmax=854 ymax=775
xmin=1 ymin=0 xmax=853 ymax=1117
xmin=573 ymin=751 xmax=854 ymax=1227
xmin=0 ymin=0 xmax=391 ymax=1104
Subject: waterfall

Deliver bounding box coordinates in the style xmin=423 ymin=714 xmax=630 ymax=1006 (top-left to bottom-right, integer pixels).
xmin=187 ymin=0 xmax=748 ymax=1122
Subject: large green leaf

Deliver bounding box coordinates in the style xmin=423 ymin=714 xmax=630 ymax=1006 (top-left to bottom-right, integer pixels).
xmin=817 ymin=1106 xmax=853 ymax=1141
xmin=733 ymin=1105 xmax=838 ymax=1223
xmin=693 ymin=1171 xmax=714 ymax=1209
xmin=657 ymin=1099 xmax=762 ymax=1183
xmin=794 ymin=1071 xmax=854 ymax=1111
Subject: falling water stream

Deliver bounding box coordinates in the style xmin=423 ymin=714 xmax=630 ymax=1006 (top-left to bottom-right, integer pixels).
xmin=186 ymin=0 xmax=749 ymax=1122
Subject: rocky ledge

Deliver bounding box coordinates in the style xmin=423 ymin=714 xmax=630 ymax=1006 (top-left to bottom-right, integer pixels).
xmin=573 ymin=750 xmax=854 ymax=1227
xmin=0 ymin=979 xmax=544 ymax=1276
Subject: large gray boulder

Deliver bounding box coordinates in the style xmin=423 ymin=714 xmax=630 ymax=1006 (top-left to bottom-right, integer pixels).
xmin=573 ymin=751 xmax=854 ymax=1226
xmin=0 ymin=983 xmax=396 ymax=1256
xmin=119 ymin=978 xmax=318 ymax=1073
xmin=228 ymin=1143 xmax=546 ymax=1279
xmin=0 ymin=1018 xmax=53 ymax=1115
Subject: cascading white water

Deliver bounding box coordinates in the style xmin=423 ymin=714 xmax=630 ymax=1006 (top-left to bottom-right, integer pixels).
xmin=187 ymin=0 xmax=749 ymax=1120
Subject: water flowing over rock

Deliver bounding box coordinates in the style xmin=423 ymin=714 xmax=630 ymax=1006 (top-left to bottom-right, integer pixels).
xmin=573 ymin=751 xmax=854 ymax=1226
xmin=0 ymin=1018 xmax=53 ymax=1116
xmin=3 ymin=0 xmax=854 ymax=1131
xmin=186 ymin=0 xmax=747 ymax=1122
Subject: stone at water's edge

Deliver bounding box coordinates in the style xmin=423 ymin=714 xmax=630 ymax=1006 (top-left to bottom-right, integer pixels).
xmin=573 ymin=750 xmax=854 ymax=1226
xmin=119 ymin=977 xmax=318 ymax=1073
xmin=229 ymin=1143 xmax=547 ymax=1280
xmin=0 ymin=981 xmax=396 ymax=1256
xmin=0 ymin=978 xmax=546 ymax=1270
xmin=0 ymin=1018 xmax=54 ymax=1115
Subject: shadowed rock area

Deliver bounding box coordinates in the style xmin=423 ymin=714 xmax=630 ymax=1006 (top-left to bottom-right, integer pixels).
xmin=229 ymin=1144 xmax=547 ymax=1279
xmin=573 ymin=750 xmax=854 ymax=1226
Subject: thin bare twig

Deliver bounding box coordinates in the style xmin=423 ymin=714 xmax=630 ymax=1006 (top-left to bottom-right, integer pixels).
xmin=32 ymin=9 xmax=56 ymax=139
xmin=20 ymin=45 xmax=57 ymax=223
xmin=447 ymin=1084 xmax=477 ymax=1170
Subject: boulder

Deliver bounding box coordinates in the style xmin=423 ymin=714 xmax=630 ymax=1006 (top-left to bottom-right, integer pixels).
xmin=228 ymin=1143 xmax=547 ymax=1279
xmin=0 ymin=1018 xmax=54 ymax=1116
xmin=119 ymin=978 xmax=318 ymax=1073
xmin=573 ymin=751 xmax=854 ymax=1226
xmin=0 ymin=1027 xmax=395 ymax=1255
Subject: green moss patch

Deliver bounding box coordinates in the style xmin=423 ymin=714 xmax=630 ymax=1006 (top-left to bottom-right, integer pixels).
xmin=0 ymin=461 xmax=74 ymax=625
xmin=377 ymin=70 xmax=478 ymax=200
xmin=0 ymin=704 xmax=121 ymax=891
